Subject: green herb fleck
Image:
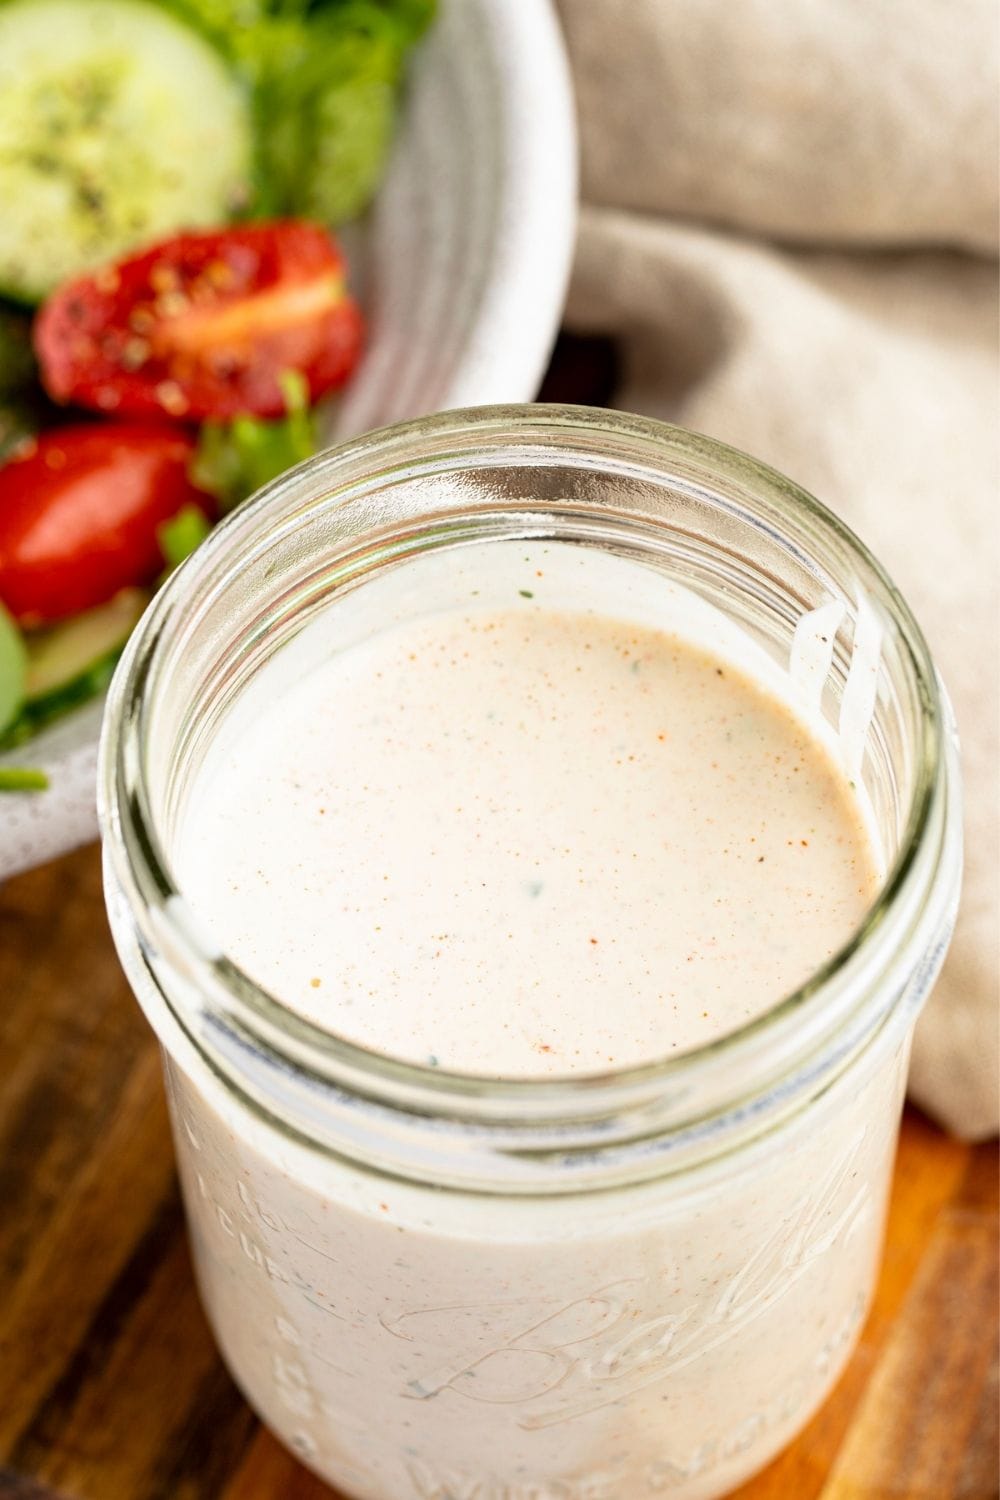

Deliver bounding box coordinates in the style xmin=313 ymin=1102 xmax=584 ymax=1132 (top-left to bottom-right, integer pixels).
xmin=525 ymin=880 xmax=544 ymax=899
xmin=0 ymin=767 xmax=48 ymax=792
xmin=518 ymin=589 xmax=534 ymax=600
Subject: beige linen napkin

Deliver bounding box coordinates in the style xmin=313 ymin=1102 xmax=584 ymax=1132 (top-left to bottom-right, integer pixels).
xmin=556 ymin=0 xmax=999 ymax=1138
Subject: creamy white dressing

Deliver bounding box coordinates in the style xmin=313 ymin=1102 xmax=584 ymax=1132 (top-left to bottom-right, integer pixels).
xmin=178 ymin=606 xmax=878 ymax=1074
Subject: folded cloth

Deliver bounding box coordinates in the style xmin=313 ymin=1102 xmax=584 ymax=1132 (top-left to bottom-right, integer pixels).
xmin=556 ymin=0 xmax=999 ymax=1138
xmin=559 ymin=0 xmax=998 ymax=254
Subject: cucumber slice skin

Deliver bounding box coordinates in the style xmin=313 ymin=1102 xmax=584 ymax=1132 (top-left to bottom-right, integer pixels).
xmin=0 ymin=588 xmax=147 ymax=748
xmin=0 ymin=602 xmax=27 ymax=736
xmin=0 ymin=653 xmax=118 ymax=748
xmin=24 ymin=588 xmax=147 ymax=702
xmin=0 ymin=0 xmax=254 ymax=303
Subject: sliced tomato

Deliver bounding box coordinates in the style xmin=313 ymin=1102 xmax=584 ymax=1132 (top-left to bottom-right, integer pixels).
xmin=0 ymin=424 xmax=214 ymax=625
xmin=34 ymin=222 xmax=364 ymax=423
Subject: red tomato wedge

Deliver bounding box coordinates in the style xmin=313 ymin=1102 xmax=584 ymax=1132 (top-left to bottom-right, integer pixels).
xmin=0 ymin=425 xmax=213 ymax=625
xmin=34 ymin=222 xmax=364 ymax=423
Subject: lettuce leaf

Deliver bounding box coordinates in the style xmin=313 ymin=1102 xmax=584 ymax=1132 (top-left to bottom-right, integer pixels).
xmin=191 ymin=370 xmax=317 ymax=511
xmin=255 ymin=17 xmax=401 ymax=224
xmin=157 ymin=504 xmax=213 ymax=571
xmin=155 ymin=0 xmax=435 ymax=223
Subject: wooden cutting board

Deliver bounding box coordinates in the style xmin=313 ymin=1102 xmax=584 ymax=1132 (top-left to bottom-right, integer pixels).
xmin=0 ymin=840 xmax=996 ymax=1500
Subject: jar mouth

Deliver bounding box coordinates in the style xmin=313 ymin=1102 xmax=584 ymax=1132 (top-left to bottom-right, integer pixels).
xmin=99 ymin=405 xmax=960 ymax=1172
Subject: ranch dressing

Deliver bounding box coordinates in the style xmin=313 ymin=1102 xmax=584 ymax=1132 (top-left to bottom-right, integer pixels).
xmin=179 ymin=605 xmax=879 ymax=1073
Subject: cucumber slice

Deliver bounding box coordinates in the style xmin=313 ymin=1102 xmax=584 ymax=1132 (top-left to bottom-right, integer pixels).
xmin=0 ymin=0 xmax=254 ymax=302
xmin=25 ymin=588 xmax=147 ymax=704
xmin=0 ymin=602 xmax=27 ymax=735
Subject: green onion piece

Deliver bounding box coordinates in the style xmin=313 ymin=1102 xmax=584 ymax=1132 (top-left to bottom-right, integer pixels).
xmin=0 ymin=766 xmax=49 ymax=791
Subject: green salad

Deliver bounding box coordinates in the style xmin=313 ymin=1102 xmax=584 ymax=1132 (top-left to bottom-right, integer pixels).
xmin=0 ymin=0 xmax=435 ymax=786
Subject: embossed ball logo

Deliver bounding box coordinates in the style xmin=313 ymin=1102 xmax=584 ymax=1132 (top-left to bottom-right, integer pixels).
xmin=387 ymin=1130 xmax=872 ymax=1431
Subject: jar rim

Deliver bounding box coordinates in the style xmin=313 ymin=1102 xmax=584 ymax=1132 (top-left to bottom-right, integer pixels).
xmin=99 ymin=405 xmax=960 ymax=1178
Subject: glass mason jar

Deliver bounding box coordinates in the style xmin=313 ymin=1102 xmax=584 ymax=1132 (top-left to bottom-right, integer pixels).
xmin=99 ymin=406 xmax=961 ymax=1500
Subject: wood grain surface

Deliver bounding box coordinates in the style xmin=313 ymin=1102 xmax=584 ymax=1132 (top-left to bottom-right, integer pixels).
xmin=1 ymin=841 xmax=996 ymax=1500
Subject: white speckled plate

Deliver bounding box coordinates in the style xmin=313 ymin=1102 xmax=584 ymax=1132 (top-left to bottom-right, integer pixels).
xmin=0 ymin=0 xmax=577 ymax=880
